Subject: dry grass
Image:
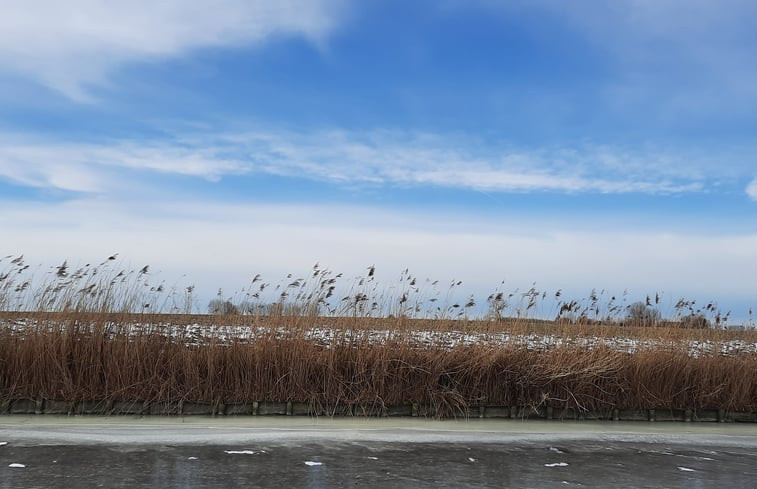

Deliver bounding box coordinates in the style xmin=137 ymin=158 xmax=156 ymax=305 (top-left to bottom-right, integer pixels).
xmin=1 ymin=313 xmax=755 ymax=416
xmin=1 ymin=255 xmax=755 ymax=417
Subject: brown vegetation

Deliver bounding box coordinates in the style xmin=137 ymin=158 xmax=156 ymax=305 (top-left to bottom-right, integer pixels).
xmin=0 ymin=313 xmax=755 ymax=417
xmin=0 ymin=255 xmax=755 ymax=417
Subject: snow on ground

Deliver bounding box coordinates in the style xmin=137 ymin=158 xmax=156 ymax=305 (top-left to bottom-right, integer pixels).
xmin=2 ymin=319 xmax=756 ymax=357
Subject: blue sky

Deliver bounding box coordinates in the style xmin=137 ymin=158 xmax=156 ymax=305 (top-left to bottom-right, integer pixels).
xmin=1 ymin=0 xmax=757 ymax=320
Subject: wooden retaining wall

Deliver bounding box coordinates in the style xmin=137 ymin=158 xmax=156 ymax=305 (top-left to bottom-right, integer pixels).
xmin=1 ymin=399 xmax=755 ymax=422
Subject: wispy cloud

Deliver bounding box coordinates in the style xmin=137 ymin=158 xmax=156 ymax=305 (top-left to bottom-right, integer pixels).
xmin=0 ymin=136 xmax=248 ymax=192
xmin=747 ymin=179 xmax=757 ymax=201
xmin=0 ymin=130 xmax=725 ymax=196
xmin=475 ymin=0 xmax=757 ymax=116
xmin=0 ymin=0 xmax=345 ymax=100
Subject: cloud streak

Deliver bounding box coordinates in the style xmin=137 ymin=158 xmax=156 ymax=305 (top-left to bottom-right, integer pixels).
xmin=0 ymin=130 xmax=715 ymax=196
xmin=476 ymin=0 xmax=757 ymax=116
xmin=0 ymin=136 xmax=248 ymax=192
xmin=0 ymin=0 xmax=345 ymax=99
xmin=747 ymin=179 xmax=757 ymax=200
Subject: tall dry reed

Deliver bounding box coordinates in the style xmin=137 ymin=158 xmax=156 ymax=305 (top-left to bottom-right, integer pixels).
xmin=1 ymin=254 xmax=755 ymax=417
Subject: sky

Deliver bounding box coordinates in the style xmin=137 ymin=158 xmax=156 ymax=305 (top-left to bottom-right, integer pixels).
xmin=1 ymin=0 xmax=757 ymax=321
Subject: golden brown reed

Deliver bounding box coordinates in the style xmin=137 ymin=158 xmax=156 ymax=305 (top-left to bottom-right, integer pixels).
xmin=0 ymin=313 xmax=754 ymax=417
xmin=1 ymin=255 xmax=755 ymax=417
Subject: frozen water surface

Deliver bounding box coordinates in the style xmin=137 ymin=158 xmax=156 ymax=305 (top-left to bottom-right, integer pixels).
xmin=1 ymin=418 xmax=756 ymax=488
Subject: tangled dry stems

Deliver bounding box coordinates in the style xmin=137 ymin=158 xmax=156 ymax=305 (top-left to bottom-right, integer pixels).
xmin=1 ymin=255 xmax=755 ymax=417
xmin=0 ymin=315 xmax=754 ymax=417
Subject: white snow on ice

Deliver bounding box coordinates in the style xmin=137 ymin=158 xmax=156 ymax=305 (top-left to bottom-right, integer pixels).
xmin=8 ymin=463 xmax=25 ymax=468
xmin=304 ymin=461 xmax=323 ymax=466
xmin=545 ymin=462 xmax=569 ymax=467
xmin=225 ymin=450 xmax=256 ymax=455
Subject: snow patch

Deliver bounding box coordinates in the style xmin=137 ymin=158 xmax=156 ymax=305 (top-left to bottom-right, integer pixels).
xmin=304 ymin=461 xmax=323 ymax=466
xmin=545 ymin=462 xmax=569 ymax=467
xmin=8 ymin=463 xmax=25 ymax=468
xmin=188 ymin=456 xmax=198 ymax=460
xmin=4 ymin=320 xmax=755 ymax=357
xmin=225 ymin=450 xmax=255 ymax=455
xmin=678 ymin=466 xmax=695 ymax=472
xmin=468 ymin=457 xmax=476 ymax=462
xmin=0 ymin=442 xmax=7 ymax=446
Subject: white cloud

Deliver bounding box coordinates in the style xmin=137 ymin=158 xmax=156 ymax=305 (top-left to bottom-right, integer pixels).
xmin=0 ymin=135 xmax=249 ymax=192
xmin=395 ymin=167 xmax=700 ymax=194
xmin=0 ymin=130 xmax=713 ymax=196
xmin=0 ymin=0 xmax=344 ymax=100
xmin=747 ymin=179 xmax=757 ymax=200
xmin=0 ymin=130 xmax=726 ymax=196
xmin=475 ymin=0 xmax=757 ymax=115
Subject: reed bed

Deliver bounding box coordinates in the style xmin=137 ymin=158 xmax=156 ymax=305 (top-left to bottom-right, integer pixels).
xmin=0 ymin=319 xmax=754 ymax=416
xmin=1 ymin=255 xmax=755 ymax=417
